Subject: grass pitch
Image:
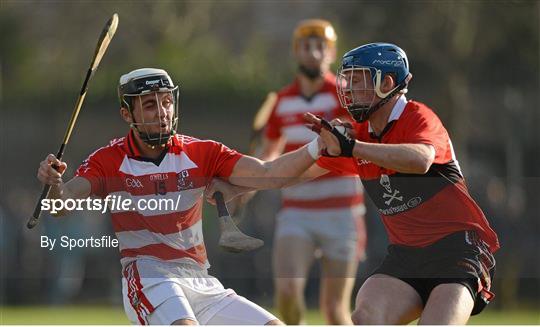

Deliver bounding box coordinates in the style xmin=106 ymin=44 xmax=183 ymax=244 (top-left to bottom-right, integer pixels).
xmin=1 ymin=305 xmax=539 ymax=324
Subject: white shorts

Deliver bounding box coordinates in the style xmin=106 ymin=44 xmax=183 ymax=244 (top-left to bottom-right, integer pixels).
xmin=122 ymin=259 xmax=277 ymax=325
xmin=275 ymin=205 xmax=366 ymax=262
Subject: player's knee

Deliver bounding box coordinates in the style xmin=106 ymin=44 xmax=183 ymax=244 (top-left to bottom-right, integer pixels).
xmin=171 ymin=318 xmax=198 ymax=325
xmin=276 ymin=279 xmax=303 ymax=299
xmin=352 ymin=299 xmax=383 ymax=324
xmin=351 ymin=307 xmax=372 ymax=325
xmin=351 ymin=308 xmax=362 ymax=325
xmin=265 ymin=319 xmax=284 ymax=325
xmin=321 ymin=299 xmax=348 ymax=324
xmin=325 ymin=309 xmax=347 ymax=325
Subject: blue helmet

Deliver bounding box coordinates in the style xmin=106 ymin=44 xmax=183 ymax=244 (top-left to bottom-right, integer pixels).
xmin=336 ymin=43 xmax=412 ymax=122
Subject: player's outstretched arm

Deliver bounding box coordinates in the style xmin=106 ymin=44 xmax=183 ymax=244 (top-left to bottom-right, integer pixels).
xmin=351 ymin=142 xmax=435 ymax=174
xmin=227 ymin=142 xmax=329 ymax=190
xmin=206 ymin=159 xmax=328 ymax=205
xmin=305 ymin=113 xmax=435 ymax=174
xmin=37 ymin=154 xmax=91 ymax=216
xmin=226 ymin=136 xmax=286 ymax=211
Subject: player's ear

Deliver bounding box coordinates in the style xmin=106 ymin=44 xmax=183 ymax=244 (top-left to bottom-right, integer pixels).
xmin=381 ymin=74 xmax=397 ymax=93
xmin=120 ymin=107 xmax=132 ymax=123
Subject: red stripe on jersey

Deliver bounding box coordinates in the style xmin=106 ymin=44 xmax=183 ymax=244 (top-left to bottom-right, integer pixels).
xmin=107 ymin=173 xmax=207 ymax=196
xmin=112 ymin=200 xmax=202 ymax=234
xmin=282 ymin=194 xmax=364 ymax=209
xmin=77 ymin=132 xmax=243 ymax=266
xmin=121 ymin=243 xmax=207 ymax=265
xmin=284 ymin=143 xmax=305 ymax=153
xmin=265 ymin=73 xmax=352 ymax=147
xmin=278 ymin=111 xmax=332 ymax=128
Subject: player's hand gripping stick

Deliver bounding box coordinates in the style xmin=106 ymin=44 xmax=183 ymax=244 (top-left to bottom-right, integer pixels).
xmin=213 ymin=192 xmax=264 ymax=253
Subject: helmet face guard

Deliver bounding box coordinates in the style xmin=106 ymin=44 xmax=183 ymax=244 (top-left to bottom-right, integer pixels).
xmin=336 ymin=43 xmax=412 ymax=123
xmin=336 ymin=67 xmax=377 ymax=122
xmin=123 ymin=88 xmax=179 ymax=147
xmin=118 ymin=69 xmax=180 ymax=147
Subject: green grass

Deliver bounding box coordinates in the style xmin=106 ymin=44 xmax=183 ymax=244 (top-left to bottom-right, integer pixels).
xmin=467 ymin=308 xmax=539 ymax=325
xmin=0 ymin=305 xmax=538 ymax=325
xmin=0 ymin=306 xmax=129 ymax=325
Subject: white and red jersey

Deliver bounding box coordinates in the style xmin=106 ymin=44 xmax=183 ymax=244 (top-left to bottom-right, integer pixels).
xmin=75 ymin=131 xmax=242 ymax=268
xmin=265 ymin=73 xmax=364 ymax=211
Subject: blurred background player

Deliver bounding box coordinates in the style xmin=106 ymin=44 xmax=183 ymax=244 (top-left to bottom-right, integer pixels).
xmin=242 ymin=19 xmax=367 ymax=325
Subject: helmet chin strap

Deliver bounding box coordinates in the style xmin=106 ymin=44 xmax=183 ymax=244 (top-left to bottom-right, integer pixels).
xmin=298 ymin=64 xmax=322 ymax=81
xmin=129 ymin=114 xmax=178 ymax=149
xmin=127 ymin=92 xmax=179 ymax=149
xmin=348 ymin=81 xmax=408 ymax=123
xmin=130 ymin=123 xmax=174 ymax=148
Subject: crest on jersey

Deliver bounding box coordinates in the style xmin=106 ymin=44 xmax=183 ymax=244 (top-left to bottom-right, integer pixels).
xmin=177 ymin=170 xmax=194 ymax=191
xmin=379 ymin=174 xmax=403 ymax=206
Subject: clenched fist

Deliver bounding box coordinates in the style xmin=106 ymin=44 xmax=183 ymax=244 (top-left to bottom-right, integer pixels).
xmin=37 ymin=154 xmax=67 ymax=186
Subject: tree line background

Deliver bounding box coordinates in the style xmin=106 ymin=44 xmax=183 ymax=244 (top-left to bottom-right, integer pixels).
xmin=1 ymin=0 xmax=538 ymax=314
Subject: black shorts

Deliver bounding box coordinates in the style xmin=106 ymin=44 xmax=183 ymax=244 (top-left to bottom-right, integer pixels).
xmin=372 ymin=230 xmax=496 ymax=315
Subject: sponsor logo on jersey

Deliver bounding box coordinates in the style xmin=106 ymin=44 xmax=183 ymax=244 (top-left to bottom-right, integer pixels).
xmin=407 ymin=197 xmax=422 ymax=208
xmin=379 ymin=197 xmax=423 ymax=215
xmin=380 ymin=174 xmax=403 ymax=205
xmin=150 ymin=173 xmax=169 ymax=181
xmin=378 ymin=175 xmax=423 ymax=215
xmin=125 ymin=178 xmax=143 ymax=189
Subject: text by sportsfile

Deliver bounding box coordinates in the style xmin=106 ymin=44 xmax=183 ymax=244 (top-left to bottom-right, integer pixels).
xmin=40 ymin=193 xmax=182 ymax=214
xmin=41 ymin=235 xmax=118 ymax=251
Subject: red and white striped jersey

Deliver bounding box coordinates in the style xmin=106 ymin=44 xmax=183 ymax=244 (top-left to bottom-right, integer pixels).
xmin=75 ymin=131 xmax=242 ymax=268
xmin=265 ymin=73 xmax=364 ymax=211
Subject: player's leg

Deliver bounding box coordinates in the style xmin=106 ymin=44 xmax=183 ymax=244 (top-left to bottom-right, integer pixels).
xmin=171 ymin=319 xmax=198 ymax=325
xmin=272 ymin=210 xmax=316 ymax=324
xmin=122 ymin=260 xmax=199 ymax=325
xmin=351 ymin=274 xmax=423 ymax=325
xmin=319 ymin=257 xmax=357 ymax=324
xmin=419 ymin=231 xmax=496 ymax=324
xmin=273 ymin=235 xmax=315 ymax=324
xmin=418 ymin=283 xmax=474 ymax=324
xmin=204 ymin=295 xmax=282 ymax=325
xmin=317 ymin=211 xmax=365 ymax=325
xmin=145 ymin=296 xmax=198 ymax=325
